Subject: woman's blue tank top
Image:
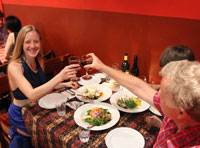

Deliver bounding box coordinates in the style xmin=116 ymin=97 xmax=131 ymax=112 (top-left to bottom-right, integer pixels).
xmin=12 ymin=58 xmax=47 ymax=100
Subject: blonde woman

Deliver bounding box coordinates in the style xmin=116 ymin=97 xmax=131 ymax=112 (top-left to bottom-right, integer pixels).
xmin=7 ymin=25 xmax=79 ymax=147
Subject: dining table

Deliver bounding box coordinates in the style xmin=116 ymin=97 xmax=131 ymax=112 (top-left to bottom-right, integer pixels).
xmin=22 ymin=78 xmax=161 ymax=148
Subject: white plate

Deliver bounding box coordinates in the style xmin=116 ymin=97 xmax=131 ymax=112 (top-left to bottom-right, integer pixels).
xmin=38 ymin=93 xmax=67 ymax=109
xmin=93 ymin=73 xmax=107 ymax=79
xmin=149 ymin=106 xmax=162 ymax=116
xmin=78 ymin=75 xmax=101 ymax=86
xmin=110 ymin=91 xmax=150 ymax=113
xmin=76 ymin=84 xmax=112 ymax=102
xmin=74 ymin=102 xmax=120 ymax=131
xmin=105 ymin=127 xmax=145 ymax=148
xmin=102 ymin=82 xmax=121 ymax=92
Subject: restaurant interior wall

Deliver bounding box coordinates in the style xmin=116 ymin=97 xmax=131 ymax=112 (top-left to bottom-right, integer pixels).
xmin=2 ymin=1 xmax=200 ymax=83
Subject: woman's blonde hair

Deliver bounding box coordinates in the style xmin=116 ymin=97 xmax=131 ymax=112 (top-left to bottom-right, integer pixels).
xmin=160 ymin=60 xmax=200 ymax=122
xmin=11 ymin=25 xmax=43 ymax=62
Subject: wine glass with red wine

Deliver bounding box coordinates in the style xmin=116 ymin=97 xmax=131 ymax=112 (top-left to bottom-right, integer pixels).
xmin=68 ymin=56 xmax=81 ymax=81
xmin=81 ymin=55 xmax=92 ymax=80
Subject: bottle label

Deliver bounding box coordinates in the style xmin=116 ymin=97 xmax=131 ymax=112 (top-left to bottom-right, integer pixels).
xmin=125 ymin=70 xmax=129 ymax=74
xmin=124 ymin=56 xmax=128 ymax=61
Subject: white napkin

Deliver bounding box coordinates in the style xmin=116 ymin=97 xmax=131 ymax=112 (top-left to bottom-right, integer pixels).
xmin=61 ymin=89 xmax=77 ymax=100
xmin=65 ymin=101 xmax=84 ymax=110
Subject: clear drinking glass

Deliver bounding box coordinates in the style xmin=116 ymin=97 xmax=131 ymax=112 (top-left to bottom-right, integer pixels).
xmin=81 ymin=55 xmax=92 ymax=80
xmin=56 ymin=102 xmax=66 ymax=117
xmin=78 ymin=126 xmax=90 ymax=143
xmin=68 ymin=56 xmax=81 ymax=81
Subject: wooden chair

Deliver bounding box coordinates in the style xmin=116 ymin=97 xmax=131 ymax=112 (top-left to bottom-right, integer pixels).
xmin=0 ymin=113 xmax=10 ymax=148
xmin=0 ymin=75 xmax=10 ymax=96
xmin=44 ymin=56 xmax=62 ymax=81
xmin=59 ymin=53 xmax=71 ymax=68
xmin=43 ymin=50 xmax=56 ymax=61
xmin=0 ymin=75 xmax=11 ymax=148
xmin=44 ymin=53 xmax=70 ymax=80
xmin=0 ymin=63 xmax=8 ymax=76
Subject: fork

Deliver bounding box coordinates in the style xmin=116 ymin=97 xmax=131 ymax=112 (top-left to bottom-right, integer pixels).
xmin=66 ymin=89 xmax=75 ymax=95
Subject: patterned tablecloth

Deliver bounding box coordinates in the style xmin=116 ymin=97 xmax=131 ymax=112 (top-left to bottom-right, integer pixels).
xmin=22 ymin=101 xmax=160 ymax=148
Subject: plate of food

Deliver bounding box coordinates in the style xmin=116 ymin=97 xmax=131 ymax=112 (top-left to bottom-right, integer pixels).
xmin=149 ymin=106 xmax=162 ymax=116
xmin=93 ymin=73 xmax=107 ymax=79
xmin=74 ymin=102 xmax=120 ymax=131
xmin=78 ymin=75 xmax=101 ymax=86
xmin=105 ymin=127 xmax=145 ymax=148
xmin=38 ymin=93 xmax=67 ymax=109
xmin=102 ymin=80 xmax=121 ymax=92
xmin=75 ymin=84 xmax=112 ymax=102
xmin=110 ymin=91 xmax=150 ymax=113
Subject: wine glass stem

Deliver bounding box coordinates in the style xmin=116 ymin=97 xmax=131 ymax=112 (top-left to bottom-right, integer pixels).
xmin=86 ymin=70 xmax=88 ymax=76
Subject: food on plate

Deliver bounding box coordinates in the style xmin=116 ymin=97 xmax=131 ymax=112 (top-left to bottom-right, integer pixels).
xmin=150 ymin=106 xmax=161 ymax=116
xmin=83 ymin=88 xmax=104 ymax=100
xmin=117 ymin=95 xmax=141 ymax=109
xmin=152 ymin=106 xmax=159 ymax=112
xmin=82 ymin=107 xmax=111 ymax=126
xmin=82 ymin=75 xmax=92 ymax=80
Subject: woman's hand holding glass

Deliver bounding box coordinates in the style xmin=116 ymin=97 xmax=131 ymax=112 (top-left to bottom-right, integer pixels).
xmin=59 ymin=64 xmax=80 ymax=81
xmin=62 ymin=53 xmax=104 ymax=82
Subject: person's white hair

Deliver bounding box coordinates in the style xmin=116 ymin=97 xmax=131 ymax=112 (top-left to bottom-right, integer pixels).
xmin=159 ymin=60 xmax=200 ymax=122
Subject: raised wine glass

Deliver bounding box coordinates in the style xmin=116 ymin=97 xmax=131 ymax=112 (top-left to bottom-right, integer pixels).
xmin=68 ymin=56 xmax=81 ymax=81
xmin=81 ymin=55 xmax=92 ymax=80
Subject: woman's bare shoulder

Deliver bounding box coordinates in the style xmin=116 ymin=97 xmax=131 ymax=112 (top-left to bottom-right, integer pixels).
xmin=8 ymin=60 xmax=23 ymax=73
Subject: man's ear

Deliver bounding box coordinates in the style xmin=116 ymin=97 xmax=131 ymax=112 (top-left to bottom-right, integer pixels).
xmin=177 ymin=109 xmax=188 ymax=120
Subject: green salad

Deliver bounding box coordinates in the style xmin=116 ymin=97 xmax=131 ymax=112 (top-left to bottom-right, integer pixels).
xmin=117 ymin=95 xmax=141 ymax=109
xmin=82 ymin=107 xmax=111 ymax=126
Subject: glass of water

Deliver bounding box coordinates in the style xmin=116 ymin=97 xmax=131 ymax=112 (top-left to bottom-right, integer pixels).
xmin=78 ymin=126 xmax=90 ymax=143
xmin=56 ymin=102 xmax=66 ymax=116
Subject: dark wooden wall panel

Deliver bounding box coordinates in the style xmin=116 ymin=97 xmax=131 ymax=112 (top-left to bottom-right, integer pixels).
xmin=3 ymin=4 xmax=200 ymax=83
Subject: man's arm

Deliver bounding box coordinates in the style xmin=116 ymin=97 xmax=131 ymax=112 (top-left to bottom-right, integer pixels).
xmin=85 ymin=53 xmax=157 ymax=106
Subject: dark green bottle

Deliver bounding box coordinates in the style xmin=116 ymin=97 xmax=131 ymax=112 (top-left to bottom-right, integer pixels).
xmin=131 ymin=56 xmax=139 ymax=77
xmin=121 ymin=53 xmax=129 ymax=72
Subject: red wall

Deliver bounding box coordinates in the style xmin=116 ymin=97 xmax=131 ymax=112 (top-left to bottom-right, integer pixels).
xmin=2 ymin=2 xmax=200 ymax=84
xmin=3 ymin=0 xmax=200 ymax=20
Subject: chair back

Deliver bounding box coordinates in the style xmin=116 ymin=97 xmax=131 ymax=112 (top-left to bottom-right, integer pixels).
xmin=43 ymin=50 xmax=56 ymax=60
xmin=0 ymin=75 xmax=9 ymax=94
xmin=44 ymin=53 xmax=70 ymax=80
xmin=0 ymin=75 xmax=11 ymax=112
xmin=0 ymin=75 xmax=11 ymax=147
xmin=0 ymin=63 xmax=8 ymax=76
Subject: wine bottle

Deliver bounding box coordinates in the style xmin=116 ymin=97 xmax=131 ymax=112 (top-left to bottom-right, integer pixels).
xmin=121 ymin=53 xmax=129 ymax=72
xmin=131 ymin=56 xmax=139 ymax=77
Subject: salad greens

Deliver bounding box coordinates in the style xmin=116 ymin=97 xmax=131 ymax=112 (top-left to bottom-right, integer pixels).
xmin=82 ymin=108 xmax=111 ymax=126
xmin=117 ymin=95 xmax=141 ymax=109
xmin=83 ymin=88 xmax=104 ymax=100
xmin=117 ymin=99 xmax=137 ymax=109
